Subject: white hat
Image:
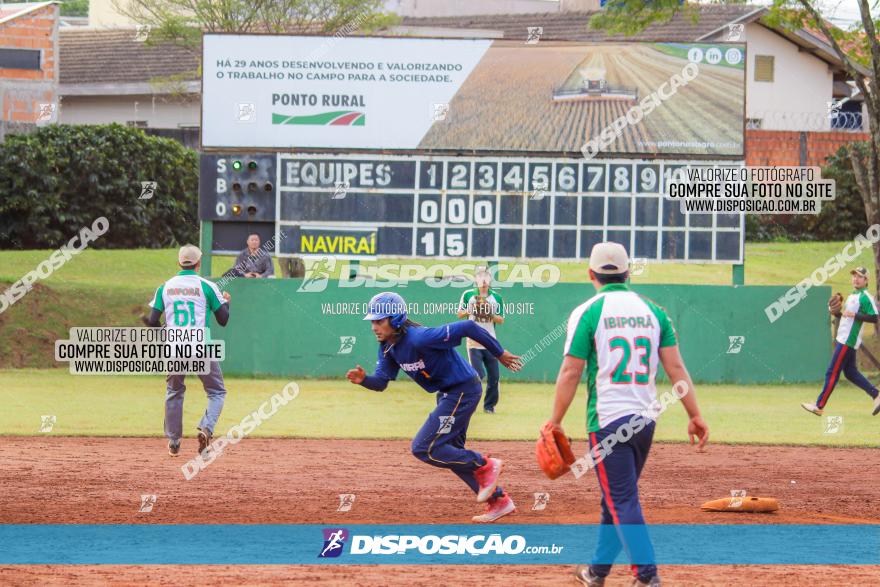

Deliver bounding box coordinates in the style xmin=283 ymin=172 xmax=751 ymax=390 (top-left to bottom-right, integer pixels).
xmin=178 ymin=244 xmax=202 ymax=266
xmin=589 ymin=242 xmax=629 ymax=274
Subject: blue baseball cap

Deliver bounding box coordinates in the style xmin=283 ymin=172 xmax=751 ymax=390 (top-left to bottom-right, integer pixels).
xmin=363 ymin=292 xmax=408 ymax=329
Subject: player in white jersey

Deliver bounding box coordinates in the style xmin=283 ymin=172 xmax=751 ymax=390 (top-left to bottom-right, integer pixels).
xmin=545 ymin=242 xmax=709 ymax=587
xmin=801 ymin=266 xmax=880 ymax=417
xmin=145 ymin=245 xmax=231 ymax=457
xmin=458 ymin=268 xmax=505 ymax=413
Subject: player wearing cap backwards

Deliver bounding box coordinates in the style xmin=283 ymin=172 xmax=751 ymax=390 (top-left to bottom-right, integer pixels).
xmin=346 ymin=292 xmax=523 ymax=522
xmin=547 ymin=242 xmax=709 ymax=587
xmin=802 ymin=266 xmax=880 ymax=417
xmin=144 ymin=245 xmax=231 ymax=457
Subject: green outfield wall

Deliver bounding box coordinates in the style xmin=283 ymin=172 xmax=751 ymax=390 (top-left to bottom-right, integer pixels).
xmin=216 ymin=278 xmax=831 ymax=384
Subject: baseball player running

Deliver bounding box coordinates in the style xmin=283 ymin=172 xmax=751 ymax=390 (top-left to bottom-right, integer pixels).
xmin=145 ymin=245 xmax=231 ymax=457
xmin=346 ymin=292 xmax=523 ymax=522
xmin=457 ymin=268 xmax=505 ymax=413
xmin=802 ymin=266 xmax=880 ymax=417
xmin=546 ymin=242 xmax=709 ymax=587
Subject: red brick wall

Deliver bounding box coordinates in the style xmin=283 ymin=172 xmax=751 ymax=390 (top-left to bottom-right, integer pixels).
xmin=0 ymin=4 xmax=58 ymax=123
xmin=746 ymin=129 xmax=870 ymax=168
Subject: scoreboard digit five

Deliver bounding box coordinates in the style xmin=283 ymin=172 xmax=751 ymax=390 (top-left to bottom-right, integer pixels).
xmin=199 ymin=153 xmax=744 ymax=262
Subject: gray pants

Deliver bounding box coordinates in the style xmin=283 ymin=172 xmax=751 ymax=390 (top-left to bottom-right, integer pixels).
xmin=164 ymin=361 xmax=227 ymax=442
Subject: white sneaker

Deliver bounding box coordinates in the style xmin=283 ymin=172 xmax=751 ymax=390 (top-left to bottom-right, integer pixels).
xmin=872 ymin=395 xmax=880 ymax=416
xmin=801 ymin=402 xmax=823 ymax=416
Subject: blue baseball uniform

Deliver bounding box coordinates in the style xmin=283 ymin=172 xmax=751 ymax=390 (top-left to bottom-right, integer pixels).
xmin=360 ymin=321 xmax=505 ymax=498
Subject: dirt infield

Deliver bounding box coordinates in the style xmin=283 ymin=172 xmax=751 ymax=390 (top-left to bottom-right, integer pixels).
xmin=1 ymin=438 xmax=877 ymax=585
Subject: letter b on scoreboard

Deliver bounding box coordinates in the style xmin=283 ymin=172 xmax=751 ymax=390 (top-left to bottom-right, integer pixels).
xmin=198 ymin=154 xmax=276 ymax=222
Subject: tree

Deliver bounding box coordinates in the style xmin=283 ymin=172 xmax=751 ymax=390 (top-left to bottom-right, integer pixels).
xmin=59 ymin=0 xmax=89 ymax=17
xmin=111 ymin=0 xmax=398 ymax=54
xmin=592 ymin=0 xmax=880 ymax=296
xmin=0 ymin=124 xmax=198 ymax=249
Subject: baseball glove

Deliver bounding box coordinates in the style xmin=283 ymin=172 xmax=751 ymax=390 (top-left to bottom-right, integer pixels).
xmin=536 ymin=422 xmax=576 ymax=480
xmin=472 ymin=295 xmax=494 ymax=322
xmin=828 ymin=292 xmax=844 ymax=317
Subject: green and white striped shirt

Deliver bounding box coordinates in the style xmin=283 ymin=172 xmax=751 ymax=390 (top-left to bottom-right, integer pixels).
xmin=458 ymin=287 xmax=504 ymax=350
xmin=150 ymin=269 xmax=225 ymax=331
xmin=836 ymin=287 xmax=877 ymax=349
xmin=563 ymin=283 xmax=677 ymax=432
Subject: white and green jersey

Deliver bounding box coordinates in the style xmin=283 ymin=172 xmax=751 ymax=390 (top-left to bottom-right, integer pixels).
xmin=149 ymin=269 xmax=225 ymax=331
xmin=458 ymin=287 xmax=504 ymax=350
xmin=563 ymin=283 xmax=677 ymax=433
xmin=836 ymin=287 xmax=877 ymax=349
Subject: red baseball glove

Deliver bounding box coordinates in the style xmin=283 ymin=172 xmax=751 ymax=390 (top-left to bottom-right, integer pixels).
xmin=536 ymin=421 xmax=575 ymax=479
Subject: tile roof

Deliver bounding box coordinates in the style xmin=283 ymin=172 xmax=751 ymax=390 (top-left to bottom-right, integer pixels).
xmin=58 ymin=4 xmax=763 ymax=87
xmin=400 ymin=4 xmax=763 ymax=42
xmin=59 ymin=28 xmax=199 ymax=85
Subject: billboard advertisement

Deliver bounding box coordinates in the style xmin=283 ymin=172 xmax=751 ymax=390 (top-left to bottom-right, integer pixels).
xmin=202 ymin=34 xmax=745 ymax=157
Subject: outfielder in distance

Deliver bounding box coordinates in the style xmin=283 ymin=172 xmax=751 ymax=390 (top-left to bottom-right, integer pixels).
xmin=547 ymin=242 xmax=709 ymax=587
xmin=802 ymin=266 xmax=880 ymax=417
xmin=347 ymin=292 xmax=523 ymax=522
xmin=457 ymin=268 xmax=505 ymax=414
xmin=145 ymin=245 xmax=231 ymax=457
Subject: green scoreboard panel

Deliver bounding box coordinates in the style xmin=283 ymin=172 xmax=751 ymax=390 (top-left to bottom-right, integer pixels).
xmin=198 ymin=153 xmax=744 ymax=262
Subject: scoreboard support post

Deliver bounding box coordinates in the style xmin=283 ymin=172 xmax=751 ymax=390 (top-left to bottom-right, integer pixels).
xmin=200 ymin=220 xmax=213 ymax=277
xmin=732 ymin=263 xmax=744 ymax=286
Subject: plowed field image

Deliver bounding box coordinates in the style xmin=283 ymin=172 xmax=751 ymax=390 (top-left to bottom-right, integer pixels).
xmin=419 ymin=43 xmax=744 ymax=156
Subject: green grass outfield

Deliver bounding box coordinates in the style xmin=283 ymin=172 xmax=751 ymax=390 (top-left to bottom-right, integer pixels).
xmin=0 ymin=240 xmax=875 ymax=292
xmin=2 ymin=370 xmax=878 ymax=447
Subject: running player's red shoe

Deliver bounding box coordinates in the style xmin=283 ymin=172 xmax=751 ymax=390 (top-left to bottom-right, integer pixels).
xmin=474 ymin=457 xmax=503 ymax=503
xmin=472 ymin=492 xmax=515 ymax=523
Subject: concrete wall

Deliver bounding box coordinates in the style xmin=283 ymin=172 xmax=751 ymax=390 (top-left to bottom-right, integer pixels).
xmin=58 ymin=93 xmax=200 ymax=128
xmin=0 ymin=4 xmax=59 ymax=125
xmin=387 ymin=0 xmax=560 ymax=17
xmin=745 ymin=23 xmax=835 ymax=132
xmin=88 ymin=0 xmax=135 ymax=27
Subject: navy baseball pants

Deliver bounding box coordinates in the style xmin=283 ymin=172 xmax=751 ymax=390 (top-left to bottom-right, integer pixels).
xmin=411 ymin=377 xmax=503 ymax=500
xmin=469 ymin=348 xmax=500 ymax=410
xmin=816 ymin=342 xmax=879 ymax=409
xmin=588 ymin=414 xmax=658 ymax=583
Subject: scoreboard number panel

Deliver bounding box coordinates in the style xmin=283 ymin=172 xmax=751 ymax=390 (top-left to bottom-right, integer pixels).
xmin=273 ymin=154 xmax=743 ymax=262
xmin=200 ymin=153 xmax=744 ymax=262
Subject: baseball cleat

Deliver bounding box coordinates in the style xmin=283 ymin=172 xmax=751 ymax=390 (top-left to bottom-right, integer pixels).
xmin=472 ymin=492 xmax=515 ymax=523
xmin=474 ymin=457 xmax=503 ymax=503
xmin=872 ymin=395 xmax=880 ymax=416
xmin=168 ymin=441 xmax=180 ymax=457
xmin=800 ymin=402 xmax=823 ymax=416
xmin=574 ymin=565 xmax=606 ymax=586
xmin=631 ymin=576 xmax=661 ymax=586
xmin=197 ymin=428 xmax=212 ymax=454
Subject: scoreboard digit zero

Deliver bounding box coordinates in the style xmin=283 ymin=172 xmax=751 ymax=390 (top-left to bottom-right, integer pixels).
xmin=199 ymin=153 xmax=744 ymax=263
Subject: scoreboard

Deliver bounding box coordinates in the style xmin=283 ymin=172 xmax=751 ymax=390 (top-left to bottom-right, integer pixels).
xmin=199 ymin=153 xmax=744 ymax=263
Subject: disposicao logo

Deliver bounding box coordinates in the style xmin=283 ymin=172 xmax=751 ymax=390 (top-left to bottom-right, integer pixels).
xmin=319 ymin=528 xmax=349 ymax=558
xmin=273 ymin=111 xmax=365 ymax=126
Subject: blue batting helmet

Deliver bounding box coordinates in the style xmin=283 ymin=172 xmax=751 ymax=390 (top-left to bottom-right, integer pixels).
xmin=363 ymin=292 xmax=408 ymax=329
